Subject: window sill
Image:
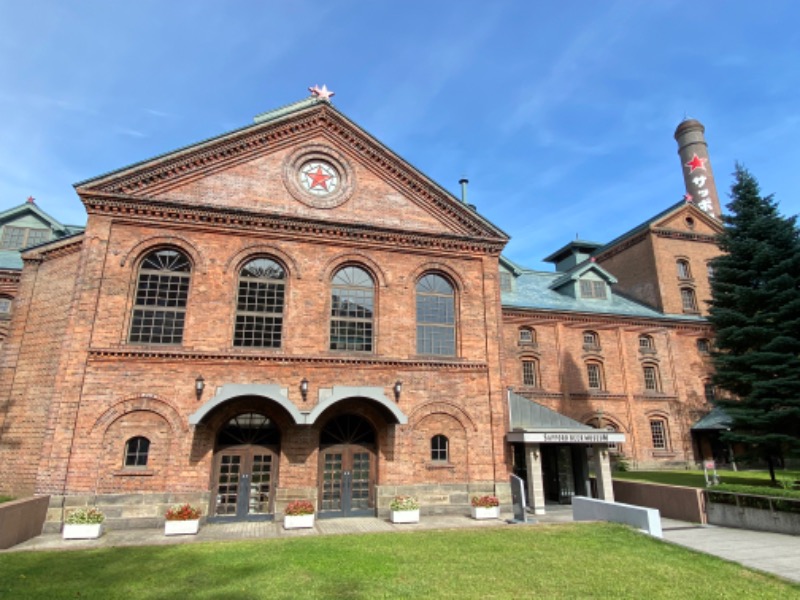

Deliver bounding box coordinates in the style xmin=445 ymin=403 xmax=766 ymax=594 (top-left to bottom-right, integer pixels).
xmin=113 ymin=469 xmax=155 ymax=477
xmin=426 ymin=462 xmax=456 ymax=471
xmin=651 ymin=451 xmax=676 ymax=457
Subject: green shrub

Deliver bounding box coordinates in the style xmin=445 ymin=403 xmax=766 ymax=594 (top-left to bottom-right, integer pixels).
xmin=65 ymin=507 xmax=105 ymax=524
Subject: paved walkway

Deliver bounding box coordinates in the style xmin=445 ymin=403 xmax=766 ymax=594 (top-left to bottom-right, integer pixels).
xmin=5 ymin=508 xmax=799 ymax=585
xmin=661 ymin=518 xmax=800 ymax=584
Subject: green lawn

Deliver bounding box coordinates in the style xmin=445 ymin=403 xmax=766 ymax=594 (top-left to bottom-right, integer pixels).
xmin=614 ymin=469 xmax=800 ymax=489
xmin=0 ymin=496 xmax=13 ymax=504
xmin=1 ymin=524 xmax=797 ymax=599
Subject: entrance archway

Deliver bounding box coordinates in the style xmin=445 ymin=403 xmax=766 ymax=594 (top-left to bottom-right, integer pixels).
xmin=318 ymin=413 xmax=376 ymax=518
xmin=210 ymin=412 xmax=280 ymax=521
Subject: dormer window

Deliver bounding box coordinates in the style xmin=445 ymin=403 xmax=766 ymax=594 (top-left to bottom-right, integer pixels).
xmin=0 ymin=226 xmax=50 ymax=250
xmin=499 ymin=271 xmax=513 ymax=292
xmin=579 ymin=280 xmax=606 ymax=299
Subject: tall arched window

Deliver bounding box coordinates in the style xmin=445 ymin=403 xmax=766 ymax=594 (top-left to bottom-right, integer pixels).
xmin=522 ymin=359 xmax=539 ymax=387
xmin=124 ymin=436 xmax=150 ymax=468
xmin=680 ymin=287 xmax=698 ymax=312
xmin=129 ymin=249 xmax=191 ymax=344
xmin=649 ymin=418 xmax=669 ymax=450
xmin=676 ymin=259 xmax=692 ymax=280
xmin=234 ymin=258 xmax=286 ymax=348
xmin=330 ymin=266 xmax=374 ymax=352
xmin=416 ymin=273 xmax=455 ymax=356
xmin=586 ymin=361 xmax=605 ymax=390
xmin=431 ymin=434 xmax=449 ymax=462
xmin=643 ymin=363 xmax=661 ymax=392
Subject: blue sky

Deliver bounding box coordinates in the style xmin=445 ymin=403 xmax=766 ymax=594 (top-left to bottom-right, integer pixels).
xmin=1 ymin=0 xmax=798 ymax=269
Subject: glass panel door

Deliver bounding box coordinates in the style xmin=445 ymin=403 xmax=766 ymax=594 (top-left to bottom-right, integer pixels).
xmin=214 ymin=453 xmax=242 ymax=516
xmin=321 ymin=452 xmax=343 ymax=511
xmin=211 ymin=446 xmax=277 ymax=520
xmin=248 ymin=453 xmax=273 ymax=515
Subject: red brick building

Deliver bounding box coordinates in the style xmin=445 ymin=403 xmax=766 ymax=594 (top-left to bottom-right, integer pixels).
xmin=0 ymin=94 xmax=721 ymax=529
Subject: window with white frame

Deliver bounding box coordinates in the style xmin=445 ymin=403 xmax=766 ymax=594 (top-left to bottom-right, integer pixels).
xmin=522 ymin=359 xmax=538 ymax=387
xmin=416 ymin=273 xmax=456 ymax=356
xmin=643 ymin=364 xmax=660 ymax=392
xmin=649 ymin=419 xmax=668 ymax=450
xmin=680 ymin=287 xmax=698 ymax=312
xmin=586 ymin=362 xmax=604 ymax=390
xmin=234 ymin=258 xmax=286 ymax=348
xmin=676 ymin=259 xmax=692 ymax=280
xmin=330 ymin=265 xmax=374 ymax=352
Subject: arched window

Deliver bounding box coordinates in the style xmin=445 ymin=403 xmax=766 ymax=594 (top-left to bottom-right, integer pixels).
xmin=586 ymin=361 xmax=604 ymax=390
xmin=416 ymin=273 xmax=455 ymax=356
xmin=643 ymin=364 xmax=661 ymax=392
xmin=519 ymin=327 xmax=536 ymax=344
xmin=583 ymin=330 xmax=600 ymax=350
xmin=330 ymin=266 xmax=374 ymax=352
xmin=676 ymin=259 xmax=692 ymax=280
xmin=431 ymin=434 xmax=449 ymax=462
xmin=697 ymin=338 xmax=710 ymax=354
xmin=124 ymin=436 xmax=150 ymax=468
xmin=638 ymin=334 xmax=654 ymax=352
xmin=234 ymin=258 xmax=286 ymax=348
xmin=680 ymin=287 xmax=698 ymax=312
xmin=522 ymin=359 xmax=539 ymax=387
xmin=586 ymin=418 xmax=620 ymax=453
xmin=704 ymin=381 xmax=716 ymax=403
xmin=129 ymin=249 xmax=191 ymax=344
xmin=649 ymin=419 xmax=669 ymax=450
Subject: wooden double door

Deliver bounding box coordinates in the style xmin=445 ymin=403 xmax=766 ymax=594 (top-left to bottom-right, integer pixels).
xmin=211 ymin=445 xmax=278 ymax=521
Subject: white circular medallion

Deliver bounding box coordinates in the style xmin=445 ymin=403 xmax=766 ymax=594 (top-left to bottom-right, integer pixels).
xmin=298 ymin=161 xmax=339 ymax=196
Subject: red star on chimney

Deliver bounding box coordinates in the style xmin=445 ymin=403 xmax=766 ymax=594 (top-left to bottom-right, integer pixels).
xmin=684 ymin=154 xmax=707 ymax=173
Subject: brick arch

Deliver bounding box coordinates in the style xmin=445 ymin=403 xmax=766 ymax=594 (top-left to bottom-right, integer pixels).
xmin=319 ymin=252 xmax=388 ymax=287
xmin=119 ymin=235 xmax=208 ymax=273
xmin=580 ymin=411 xmax=629 ymax=434
xmin=225 ymin=244 xmax=302 ymax=278
xmin=90 ymin=394 xmax=186 ymax=436
xmin=408 ymin=401 xmax=478 ymax=432
xmin=407 ymin=262 xmax=467 ymax=295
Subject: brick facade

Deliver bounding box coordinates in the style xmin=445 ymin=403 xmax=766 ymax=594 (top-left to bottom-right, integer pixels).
xmin=0 ymin=98 xmax=720 ymax=526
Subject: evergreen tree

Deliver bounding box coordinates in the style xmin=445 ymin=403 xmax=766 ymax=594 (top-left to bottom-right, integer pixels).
xmin=708 ymin=165 xmax=800 ymax=482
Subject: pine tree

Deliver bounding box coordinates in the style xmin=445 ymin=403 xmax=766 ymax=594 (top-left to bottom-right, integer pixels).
xmin=708 ymin=165 xmax=800 ymax=482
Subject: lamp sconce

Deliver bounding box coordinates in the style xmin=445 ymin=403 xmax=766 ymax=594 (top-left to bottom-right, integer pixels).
xmin=195 ymin=375 xmax=205 ymax=400
xmin=393 ymin=380 xmax=403 ymax=402
xmin=601 ymin=449 xmax=609 ymax=459
xmin=300 ymin=378 xmax=309 ymax=402
xmin=533 ymin=450 xmax=540 ymax=460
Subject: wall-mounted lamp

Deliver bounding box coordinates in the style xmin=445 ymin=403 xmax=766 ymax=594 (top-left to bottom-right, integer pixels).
xmin=195 ymin=375 xmax=205 ymax=400
xmin=300 ymin=378 xmax=309 ymax=402
xmin=533 ymin=450 xmax=540 ymax=460
xmin=393 ymin=380 xmax=403 ymax=401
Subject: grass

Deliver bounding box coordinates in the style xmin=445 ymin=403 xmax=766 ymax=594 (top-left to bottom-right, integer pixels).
xmin=1 ymin=524 xmax=797 ymax=599
xmin=0 ymin=496 xmax=14 ymax=504
xmin=614 ymin=469 xmax=800 ymax=490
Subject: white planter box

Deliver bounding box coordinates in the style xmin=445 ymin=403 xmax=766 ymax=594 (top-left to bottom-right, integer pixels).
xmin=284 ymin=513 xmax=315 ymax=529
xmin=63 ymin=523 xmax=103 ymax=539
xmin=164 ymin=519 xmax=200 ymax=536
xmin=471 ymin=506 xmax=500 ymax=520
xmin=391 ymin=509 xmax=420 ymax=524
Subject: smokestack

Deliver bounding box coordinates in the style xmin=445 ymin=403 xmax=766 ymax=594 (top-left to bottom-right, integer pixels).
xmin=674 ymin=119 xmax=722 ymax=218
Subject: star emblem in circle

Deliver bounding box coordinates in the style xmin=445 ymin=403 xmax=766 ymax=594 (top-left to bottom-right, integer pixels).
xmin=305 ymin=166 xmax=332 ymax=190
xmin=685 ymin=154 xmax=707 ymax=173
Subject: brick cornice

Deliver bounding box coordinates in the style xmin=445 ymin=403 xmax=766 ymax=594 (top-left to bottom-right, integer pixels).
xmin=81 ymin=193 xmax=506 ymax=255
xmin=652 ymin=228 xmax=718 ymax=243
xmin=87 ymin=347 xmax=488 ymax=371
xmin=502 ymin=307 xmax=713 ymax=332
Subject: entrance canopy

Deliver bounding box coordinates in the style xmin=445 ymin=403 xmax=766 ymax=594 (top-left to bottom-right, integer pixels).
xmin=506 ymin=391 xmax=625 ymax=444
xmin=189 ymin=383 xmax=408 ymax=426
xmin=691 ymin=407 xmax=732 ymax=431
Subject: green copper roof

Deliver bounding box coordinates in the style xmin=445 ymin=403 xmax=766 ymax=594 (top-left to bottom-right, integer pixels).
xmin=509 ymin=391 xmax=596 ymax=432
xmin=691 ymin=407 xmax=732 ymax=431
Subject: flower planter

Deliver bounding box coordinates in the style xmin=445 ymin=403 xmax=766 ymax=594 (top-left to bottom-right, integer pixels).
xmin=391 ymin=509 xmax=420 ymax=524
xmin=471 ymin=506 xmax=500 ymax=520
xmin=284 ymin=513 xmax=315 ymax=529
xmin=164 ymin=519 xmax=200 ymax=536
xmin=63 ymin=523 xmax=103 ymax=540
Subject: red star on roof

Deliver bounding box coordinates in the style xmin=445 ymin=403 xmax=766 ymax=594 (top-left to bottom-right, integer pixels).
xmin=306 ymin=166 xmax=332 ymax=190
xmin=26 ymin=196 xmax=35 ymax=203
xmin=308 ymin=84 xmax=335 ymax=101
xmin=685 ymin=154 xmax=707 ymax=173
xmin=684 ymin=193 xmax=693 ymax=203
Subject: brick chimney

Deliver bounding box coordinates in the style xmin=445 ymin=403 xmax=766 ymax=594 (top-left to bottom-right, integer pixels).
xmin=674 ymin=119 xmax=722 ymax=219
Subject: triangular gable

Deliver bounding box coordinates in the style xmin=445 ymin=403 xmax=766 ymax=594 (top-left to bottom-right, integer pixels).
xmin=75 ymin=97 xmax=508 ymax=243
xmin=0 ymin=202 xmax=68 ymax=233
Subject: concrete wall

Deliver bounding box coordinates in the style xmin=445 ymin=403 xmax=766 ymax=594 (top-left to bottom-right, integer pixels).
xmin=707 ymin=495 xmax=800 ymax=535
xmin=0 ymin=495 xmax=49 ymax=549
xmin=572 ymin=496 xmax=662 ymax=537
xmin=613 ymin=479 xmax=707 ymax=523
